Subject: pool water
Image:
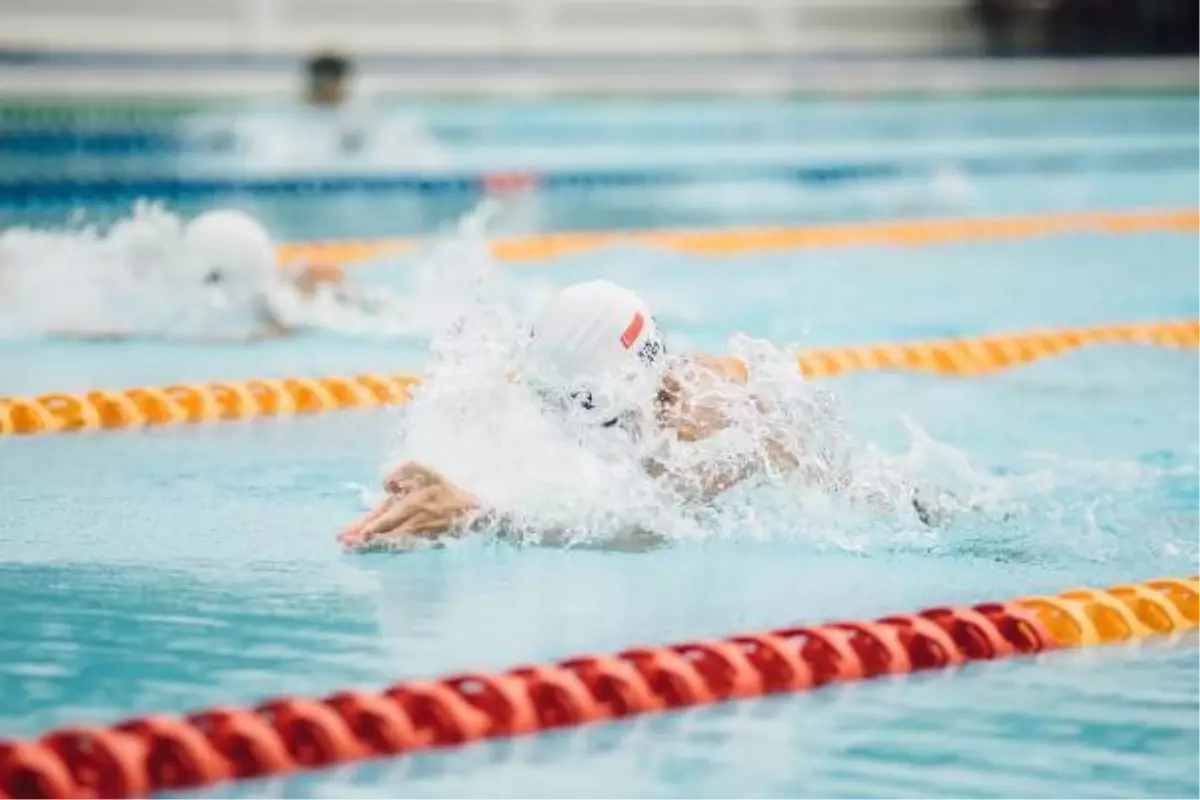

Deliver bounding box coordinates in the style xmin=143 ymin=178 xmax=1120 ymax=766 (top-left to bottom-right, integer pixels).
xmin=0 ymin=95 xmax=1198 ymax=798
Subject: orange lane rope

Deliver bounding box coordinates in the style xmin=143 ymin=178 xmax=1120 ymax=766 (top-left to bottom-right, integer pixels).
xmin=275 ymin=208 xmax=1199 ymax=266
xmin=795 ymin=318 xmax=1199 ymax=379
xmin=1 ymin=576 xmax=1195 ymax=800
xmin=2 ymin=320 xmax=1196 ymax=437
xmin=0 ymin=374 xmax=421 ymax=438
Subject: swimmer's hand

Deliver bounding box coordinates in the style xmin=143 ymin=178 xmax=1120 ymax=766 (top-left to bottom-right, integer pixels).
xmin=293 ymin=262 xmax=345 ymax=296
xmin=339 ymin=463 xmax=667 ymax=554
xmin=338 ymin=462 xmax=479 ymax=550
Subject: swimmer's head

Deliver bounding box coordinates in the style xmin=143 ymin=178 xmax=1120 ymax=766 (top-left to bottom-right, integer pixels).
xmin=183 ymin=209 xmax=275 ymax=295
xmin=306 ymin=51 xmax=353 ymax=108
xmin=525 ymin=280 xmax=666 ymax=425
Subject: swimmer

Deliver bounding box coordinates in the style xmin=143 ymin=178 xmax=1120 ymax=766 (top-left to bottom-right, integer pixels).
xmin=30 ymin=208 xmax=353 ymax=341
xmin=339 ymin=280 xmax=898 ymax=551
xmin=177 ymin=209 xmax=347 ymax=339
xmin=305 ymin=51 xmax=353 ymax=109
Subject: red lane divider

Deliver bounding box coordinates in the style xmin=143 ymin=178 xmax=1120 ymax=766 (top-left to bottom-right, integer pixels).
xmin=1 ymin=576 xmax=1195 ymax=799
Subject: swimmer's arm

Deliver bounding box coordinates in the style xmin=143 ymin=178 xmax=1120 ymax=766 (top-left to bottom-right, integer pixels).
xmin=643 ymin=456 xmax=758 ymax=505
xmin=459 ymin=508 xmax=668 ymax=553
xmin=256 ymin=316 xmax=292 ymax=339
xmin=645 ymin=439 xmax=803 ymax=506
xmin=346 ymin=462 xmax=668 ymax=553
xmin=285 ymin=262 xmax=345 ymax=296
xmin=643 ymin=435 xmax=800 ymax=504
xmin=655 ymin=370 xmax=802 ymax=503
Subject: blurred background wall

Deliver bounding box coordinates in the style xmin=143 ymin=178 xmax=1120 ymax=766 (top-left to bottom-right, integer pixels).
xmin=1 ymin=0 xmax=981 ymax=55
xmin=0 ymin=0 xmax=1195 ymax=97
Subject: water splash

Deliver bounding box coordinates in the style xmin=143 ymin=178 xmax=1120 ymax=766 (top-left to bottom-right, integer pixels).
xmin=0 ymin=202 xmax=453 ymax=341
xmin=0 ymin=203 xmax=199 ymax=338
xmin=380 ymin=318 xmax=941 ymax=555
xmin=373 ymin=207 xmax=1196 ymax=568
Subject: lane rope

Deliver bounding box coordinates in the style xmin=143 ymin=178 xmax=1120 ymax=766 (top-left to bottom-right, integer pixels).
xmin=0 ymin=575 xmax=1195 ymax=800
xmin=8 ymin=148 xmax=1197 ymax=205
xmin=3 ymin=320 xmax=1196 ymax=437
xmin=276 ymin=208 xmax=1199 ymax=266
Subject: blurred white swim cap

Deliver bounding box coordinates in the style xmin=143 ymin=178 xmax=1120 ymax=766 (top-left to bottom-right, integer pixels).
xmin=182 ymin=209 xmax=275 ymax=291
xmin=526 ymin=280 xmax=665 ymax=421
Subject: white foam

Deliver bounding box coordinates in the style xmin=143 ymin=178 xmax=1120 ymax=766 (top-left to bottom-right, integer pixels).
xmin=0 ymin=203 xmax=199 ymax=338
xmin=372 ymin=203 xmax=1196 ymax=560
xmin=0 ymin=203 xmax=460 ymax=341
xmin=376 ymin=208 xmax=925 ymax=550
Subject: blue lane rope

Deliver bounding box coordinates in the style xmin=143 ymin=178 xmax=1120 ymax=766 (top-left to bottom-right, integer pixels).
xmin=0 ymin=129 xmax=191 ymax=156
xmin=6 ymin=122 xmax=1198 ymax=156
xmin=0 ymin=163 xmax=896 ymax=204
xmin=0 ymin=148 xmax=1195 ymax=205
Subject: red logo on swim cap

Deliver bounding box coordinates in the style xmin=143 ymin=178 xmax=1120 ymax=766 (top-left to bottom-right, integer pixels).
xmin=620 ymin=312 xmax=645 ymax=349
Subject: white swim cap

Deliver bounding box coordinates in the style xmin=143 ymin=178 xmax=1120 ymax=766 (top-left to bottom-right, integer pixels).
xmin=182 ymin=209 xmax=275 ymax=292
xmin=526 ymin=280 xmax=665 ymax=421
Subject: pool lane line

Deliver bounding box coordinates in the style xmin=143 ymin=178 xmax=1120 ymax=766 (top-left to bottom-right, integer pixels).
xmin=0 ymin=576 xmax=1195 ymax=800
xmin=795 ymin=319 xmax=1199 ymax=378
xmin=7 ymin=143 xmax=1198 ymax=205
xmin=276 ymin=207 xmax=1200 ymax=266
xmin=2 ymin=319 xmax=1196 ymax=437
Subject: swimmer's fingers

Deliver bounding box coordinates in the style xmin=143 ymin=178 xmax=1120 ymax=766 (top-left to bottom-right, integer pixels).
xmin=365 ymin=489 xmax=443 ymax=540
xmin=355 ymin=487 xmax=458 ymax=543
xmin=346 ymin=474 xmax=477 ymax=549
xmin=294 ymin=263 xmax=345 ymax=295
xmin=355 ymin=497 xmax=421 ymax=542
xmin=338 ymin=495 xmax=400 ymax=546
xmin=387 ymin=485 xmax=477 ymax=539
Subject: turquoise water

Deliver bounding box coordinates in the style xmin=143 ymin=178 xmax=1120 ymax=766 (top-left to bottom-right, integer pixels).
xmin=1 ymin=97 xmax=1199 ymax=798
xmin=3 ymin=95 xmax=1198 ymax=236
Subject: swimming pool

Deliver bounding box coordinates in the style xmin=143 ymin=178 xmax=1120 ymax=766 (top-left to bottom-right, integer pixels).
xmin=1 ymin=94 xmax=1198 ymax=798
